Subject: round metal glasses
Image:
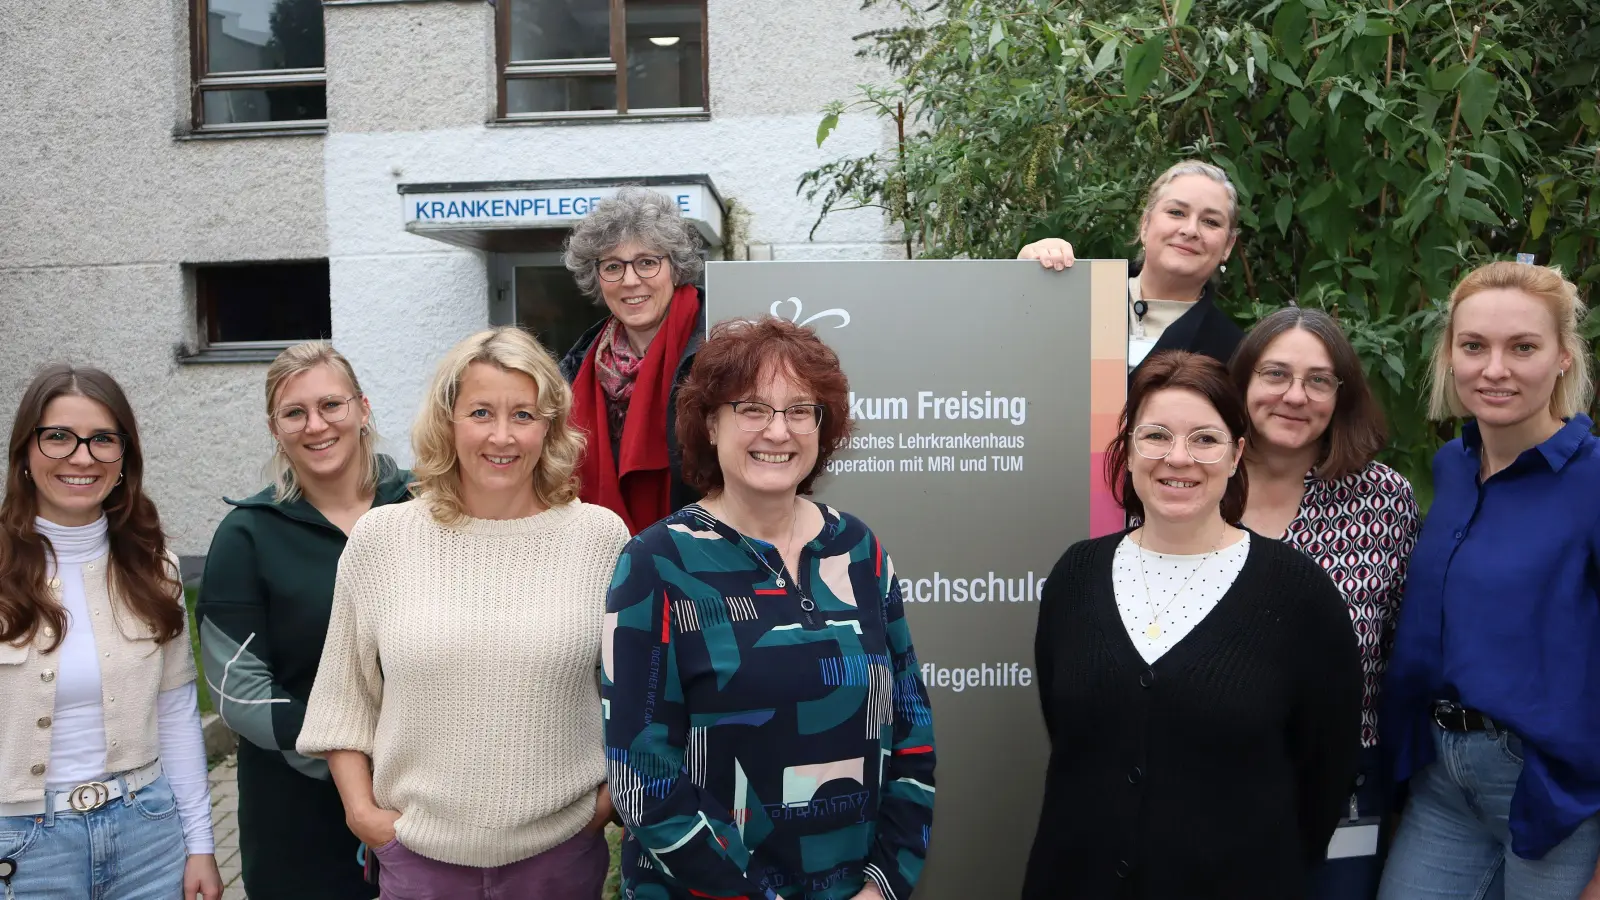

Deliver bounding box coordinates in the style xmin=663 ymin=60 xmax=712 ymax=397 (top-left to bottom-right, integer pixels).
xmin=1130 ymin=425 xmax=1233 ymax=464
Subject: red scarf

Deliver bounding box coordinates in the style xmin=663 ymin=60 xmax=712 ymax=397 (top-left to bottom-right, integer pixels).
xmin=572 ymin=284 xmax=700 ymax=533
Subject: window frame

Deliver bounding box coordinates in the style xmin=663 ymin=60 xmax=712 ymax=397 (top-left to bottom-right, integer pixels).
xmin=495 ymin=0 xmax=710 ymax=122
xmin=185 ymin=260 xmax=332 ymax=363
xmin=189 ymin=0 xmax=329 ymax=134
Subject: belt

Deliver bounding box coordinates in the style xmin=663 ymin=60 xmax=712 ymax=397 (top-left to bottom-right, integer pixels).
xmin=1433 ymin=701 xmax=1494 ymax=733
xmin=0 ymin=759 xmax=163 ymax=817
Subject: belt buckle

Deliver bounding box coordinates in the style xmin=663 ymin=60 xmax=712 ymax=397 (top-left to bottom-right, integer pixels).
xmin=1432 ymin=703 xmax=1457 ymax=732
xmin=67 ymin=781 xmax=111 ymax=812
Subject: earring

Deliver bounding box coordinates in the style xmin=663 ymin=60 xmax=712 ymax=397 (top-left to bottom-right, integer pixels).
xmin=115 ymin=472 xmax=124 ymax=485
xmin=1447 ymin=366 xmax=1454 ymax=375
xmin=360 ymin=425 xmax=370 ymax=436
xmin=1220 ymin=263 xmax=1228 ymax=274
xmin=1560 ymin=369 xmax=1567 ymax=378
xmin=22 ymin=468 xmax=31 ymax=480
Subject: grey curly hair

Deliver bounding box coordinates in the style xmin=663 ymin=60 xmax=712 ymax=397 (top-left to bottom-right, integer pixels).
xmin=562 ymin=186 xmax=705 ymax=301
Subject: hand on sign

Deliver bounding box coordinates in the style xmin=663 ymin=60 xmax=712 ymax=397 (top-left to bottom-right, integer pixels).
xmin=1018 ymin=237 xmax=1076 ymax=271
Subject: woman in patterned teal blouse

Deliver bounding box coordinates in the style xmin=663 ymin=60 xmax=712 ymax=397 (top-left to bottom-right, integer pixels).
xmin=602 ymin=317 xmax=937 ymax=900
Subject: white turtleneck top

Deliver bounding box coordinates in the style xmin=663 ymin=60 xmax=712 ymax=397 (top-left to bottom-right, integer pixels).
xmin=38 ymin=516 xmax=215 ymax=854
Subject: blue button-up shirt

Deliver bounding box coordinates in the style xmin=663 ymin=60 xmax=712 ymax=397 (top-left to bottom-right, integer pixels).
xmin=1383 ymin=414 xmax=1600 ymax=858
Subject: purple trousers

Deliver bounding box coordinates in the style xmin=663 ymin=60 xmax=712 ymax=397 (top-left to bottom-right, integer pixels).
xmin=373 ymin=829 xmax=609 ymax=900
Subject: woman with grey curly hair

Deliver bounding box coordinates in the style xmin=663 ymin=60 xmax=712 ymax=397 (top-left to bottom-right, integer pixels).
xmin=558 ymin=186 xmax=707 ymax=533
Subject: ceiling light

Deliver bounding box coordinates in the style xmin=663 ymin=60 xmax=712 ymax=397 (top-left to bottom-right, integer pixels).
xmin=648 ymin=36 xmax=681 ymax=47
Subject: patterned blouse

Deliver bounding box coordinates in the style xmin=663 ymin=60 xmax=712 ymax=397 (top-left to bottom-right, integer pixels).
xmin=602 ymin=503 xmax=937 ymax=900
xmin=1281 ymin=461 xmax=1420 ymax=747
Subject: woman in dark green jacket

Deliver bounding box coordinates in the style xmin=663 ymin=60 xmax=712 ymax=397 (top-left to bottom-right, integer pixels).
xmin=197 ymin=342 xmax=411 ymax=900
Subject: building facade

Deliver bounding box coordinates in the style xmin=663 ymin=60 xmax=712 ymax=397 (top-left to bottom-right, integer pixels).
xmin=0 ymin=0 xmax=899 ymax=561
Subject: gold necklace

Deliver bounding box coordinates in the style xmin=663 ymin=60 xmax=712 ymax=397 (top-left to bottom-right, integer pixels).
xmin=1134 ymin=527 xmax=1225 ymax=639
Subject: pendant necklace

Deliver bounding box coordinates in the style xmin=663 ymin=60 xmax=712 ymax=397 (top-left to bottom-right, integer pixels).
xmin=1135 ymin=526 xmax=1224 ymax=639
xmin=718 ymin=499 xmax=800 ymax=590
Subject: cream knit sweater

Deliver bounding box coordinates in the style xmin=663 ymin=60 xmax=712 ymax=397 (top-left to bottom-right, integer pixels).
xmin=297 ymin=498 xmax=631 ymax=867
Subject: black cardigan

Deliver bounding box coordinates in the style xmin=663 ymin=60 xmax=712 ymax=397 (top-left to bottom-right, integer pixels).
xmin=1023 ymin=532 xmax=1362 ymax=900
xmin=1130 ymin=260 xmax=1246 ymax=375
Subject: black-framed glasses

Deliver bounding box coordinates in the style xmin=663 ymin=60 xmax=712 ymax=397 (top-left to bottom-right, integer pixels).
xmin=33 ymin=427 xmax=129 ymax=463
xmin=596 ymin=255 xmax=666 ymax=283
xmin=727 ymin=401 xmax=825 ymax=434
xmin=1253 ymin=366 xmax=1342 ymax=401
xmin=272 ymin=395 xmax=359 ymax=434
xmin=1130 ymin=424 xmax=1233 ymax=464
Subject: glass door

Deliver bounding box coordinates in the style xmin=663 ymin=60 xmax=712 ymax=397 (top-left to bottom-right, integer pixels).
xmin=491 ymin=252 xmax=608 ymax=359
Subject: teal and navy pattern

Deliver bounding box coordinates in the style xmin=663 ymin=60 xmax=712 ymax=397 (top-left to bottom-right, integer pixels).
xmin=602 ymin=502 xmax=936 ymax=900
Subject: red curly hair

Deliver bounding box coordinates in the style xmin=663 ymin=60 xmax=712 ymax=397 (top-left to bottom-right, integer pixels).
xmin=676 ymin=317 xmax=854 ymax=496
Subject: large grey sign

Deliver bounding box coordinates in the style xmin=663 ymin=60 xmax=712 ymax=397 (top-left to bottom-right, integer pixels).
xmin=707 ymin=259 xmax=1128 ymax=899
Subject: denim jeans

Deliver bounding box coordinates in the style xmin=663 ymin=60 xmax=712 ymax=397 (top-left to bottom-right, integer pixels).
xmin=1378 ymin=723 xmax=1600 ymax=900
xmin=0 ymin=772 xmax=187 ymax=900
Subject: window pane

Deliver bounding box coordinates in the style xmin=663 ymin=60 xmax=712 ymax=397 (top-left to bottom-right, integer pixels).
xmin=205 ymin=0 xmax=325 ymax=74
xmin=507 ymin=0 xmax=611 ymax=61
xmin=198 ymin=262 xmax=331 ymax=344
xmin=625 ymin=1 xmax=704 ymax=110
xmin=202 ymin=86 xmax=326 ymax=125
xmin=506 ymin=76 xmax=617 ymax=115
xmin=514 ymin=266 xmax=606 ymax=357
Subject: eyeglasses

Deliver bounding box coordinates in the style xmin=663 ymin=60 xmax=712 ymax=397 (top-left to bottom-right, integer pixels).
xmin=596 ymin=255 xmax=666 ymax=283
xmin=272 ymin=396 xmax=359 ymax=434
xmin=727 ymin=401 xmax=825 ymax=434
xmin=1130 ymin=424 xmax=1234 ymax=464
xmin=33 ymin=427 xmax=129 ymax=463
xmin=1253 ymin=366 xmax=1342 ymax=401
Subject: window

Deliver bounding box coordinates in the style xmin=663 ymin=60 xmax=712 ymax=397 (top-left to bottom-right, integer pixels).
xmin=191 ymin=0 xmax=326 ymax=131
xmin=498 ymin=0 xmax=707 ymax=119
xmin=192 ymin=261 xmax=331 ymax=358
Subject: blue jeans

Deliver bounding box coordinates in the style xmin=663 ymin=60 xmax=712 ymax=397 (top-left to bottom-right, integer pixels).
xmin=0 ymin=773 xmax=186 ymax=900
xmin=1378 ymin=724 xmax=1600 ymax=900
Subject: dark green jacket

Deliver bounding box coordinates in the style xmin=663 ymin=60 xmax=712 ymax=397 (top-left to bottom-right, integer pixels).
xmin=196 ymin=459 xmax=412 ymax=778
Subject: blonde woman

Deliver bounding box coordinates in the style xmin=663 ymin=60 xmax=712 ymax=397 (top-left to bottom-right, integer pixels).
xmin=197 ymin=342 xmax=408 ymax=899
xmin=1382 ymin=263 xmax=1600 ymax=899
xmin=298 ymin=327 xmax=631 ymax=900
xmin=1018 ymin=160 xmax=1246 ymax=373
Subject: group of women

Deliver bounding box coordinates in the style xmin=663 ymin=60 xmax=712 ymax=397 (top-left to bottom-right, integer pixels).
xmin=0 ymin=170 xmax=1596 ymax=900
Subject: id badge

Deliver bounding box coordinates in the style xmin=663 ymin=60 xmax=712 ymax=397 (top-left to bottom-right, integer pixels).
xmin=1128 ymin=336 xmax=1158 ymax=369
xmin=1326 ymin=817 xmax=1381 ymax=859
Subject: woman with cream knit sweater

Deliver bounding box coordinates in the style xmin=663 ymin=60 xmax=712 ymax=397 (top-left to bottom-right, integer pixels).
xmin=298 ymin=328 xmax=630 ymax=900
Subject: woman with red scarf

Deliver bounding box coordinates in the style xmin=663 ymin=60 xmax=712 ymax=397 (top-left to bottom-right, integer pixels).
xmin=559 ymin=187 xmax=707 ymax=534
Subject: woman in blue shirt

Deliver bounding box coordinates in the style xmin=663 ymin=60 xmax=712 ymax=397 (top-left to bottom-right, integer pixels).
xmin=1380 ymin=261 xmax=1600 ymax=900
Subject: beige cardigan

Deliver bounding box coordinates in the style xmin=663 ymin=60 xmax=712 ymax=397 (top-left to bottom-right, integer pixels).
xmin=0 ymin=553 xmax=195 ymax=803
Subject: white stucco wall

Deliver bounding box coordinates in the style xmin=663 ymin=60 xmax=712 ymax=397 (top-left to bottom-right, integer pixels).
xmin=1 ymin=0 xmax=900 ymax=553
xmin=0 ymin=0 xmax=327 ymax=557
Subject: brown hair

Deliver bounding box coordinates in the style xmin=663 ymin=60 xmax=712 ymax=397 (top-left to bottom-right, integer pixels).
xmin=1229 ymin=307 xmax=1387 ymax=479
xmin=1 ymin=365 xmax=183 ymax=652
xmin=677 ymin=317 xmax=854 ymax=496
xmin=1105 ymin=351 xmax=1250 ymax=524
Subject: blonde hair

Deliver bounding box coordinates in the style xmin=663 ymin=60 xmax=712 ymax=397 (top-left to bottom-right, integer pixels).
xmin=1427 ymin=261 xmax=1592 ymax=421
xmin=1139 ymin=160 xmax=1241 ymax=235
xmin=264 ymin=342 xmax=381 ymax=503
xmin=411 ymin=327 xmax=584 ymax=523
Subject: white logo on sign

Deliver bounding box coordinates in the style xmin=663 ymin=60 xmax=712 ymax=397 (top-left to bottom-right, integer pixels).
xmin=771 ymin=297 xmax=850 ymax=329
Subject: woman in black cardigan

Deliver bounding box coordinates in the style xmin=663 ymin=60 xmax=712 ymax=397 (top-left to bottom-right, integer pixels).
xmin=1019 ymin=160 xmax=1246 ymax=374
xmin=1024 ymin=351 xmax=1363 ymax=899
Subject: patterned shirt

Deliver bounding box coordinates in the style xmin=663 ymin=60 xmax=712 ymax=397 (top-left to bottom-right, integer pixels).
xmin=1281 ymin=461 xmax=1420 ymax=747
xmin=602 ymin=503 xmax=936 ymax=900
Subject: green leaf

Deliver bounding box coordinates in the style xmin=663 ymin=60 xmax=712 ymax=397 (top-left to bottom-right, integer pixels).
xmin=1175 ymin=0 xmax=1195 ymax=27
xmin=1457 ymin=198 xmax=1500 ymax=226
xmin=1270 ymin=60 xmax=1305 ymax=88
xmin=1300 ymin=179 xmax=1337 ymax=210
xmin=1273 ymin=0 xmax=1309 ymax=61
xmin=1090 ymin=37 xmax=1120 ymax=78
xmin=1274 ymin=193 xmax=1294 ymax=236
xmin=1249 ymin=32 xmax=1272 ymax=76
xmin=1351 ymin=266 xmax=1381 ymax=281
xmin=1457 ymin=68 xmax=1499 ymax=136
xmin=1580 ymin=103 xmax=1600 ymax=131
xmin=1163 ymin=74 xmax=1205 ymax=105
xmin=1328 ymin=86 xmax=1345 ymax=114
xmin=1531 ymin=197 xmax=1550 ymax=239
xmin=816 ymin=112 xmax=839 ymax=147
xmin=988 ymin=21 xmax=1006 ymax=51
xmin=1384 ymin=354 xmax=1406 ymax=379
xmin=1287 ymin=90 xmax=1313 ymax=127
xmin=1123 ymin=39 xmax=1163 ymax=100
xmin=1446 ymin=164 xmax=1468 ymax=217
